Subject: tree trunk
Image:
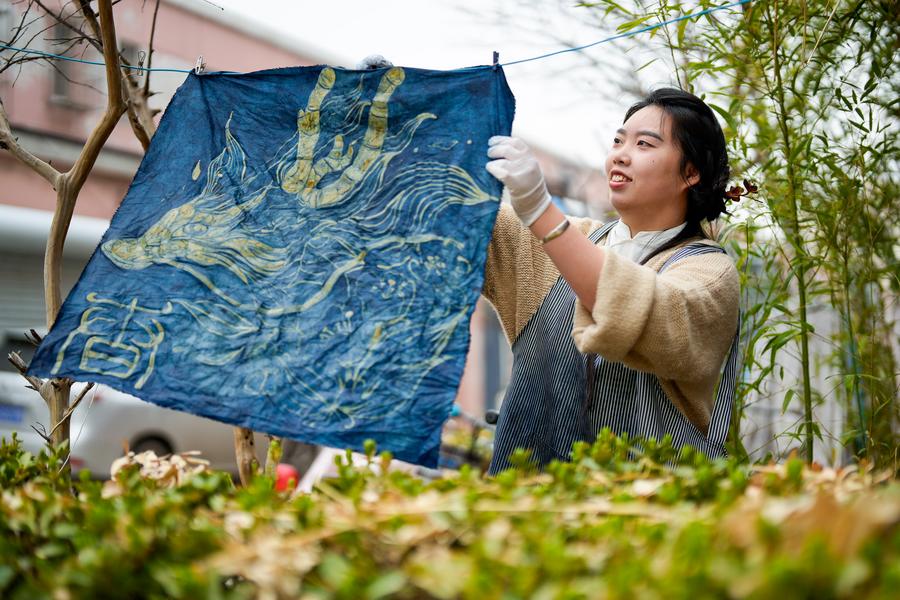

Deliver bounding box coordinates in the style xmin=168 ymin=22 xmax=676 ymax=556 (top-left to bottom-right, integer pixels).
xmin=43 ymin=0 xmax=124 ymax=454
xmin=0 ymin=0 xmax=125 ymax=463
xmin=233 ymin=427 xmax=259 ymax=485
xmin=47 ymin=380 xmax=72 ymax=448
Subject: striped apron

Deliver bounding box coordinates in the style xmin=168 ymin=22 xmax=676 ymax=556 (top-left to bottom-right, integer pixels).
xmin=488 ymin=221 xmax=740 ymax=474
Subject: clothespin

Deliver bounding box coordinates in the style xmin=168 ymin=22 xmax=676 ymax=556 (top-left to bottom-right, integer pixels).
xmin=194 ymin=55 xmax=205 ymax=75
xmin=492 ymin=51 xmax=499 ymax=70
xmin=134 ymin=50 xmax=146 ymax=82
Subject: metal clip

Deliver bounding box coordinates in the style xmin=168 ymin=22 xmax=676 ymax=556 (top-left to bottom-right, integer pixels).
xmin=133 ymin=50 xmax=146 ymax=81
xmin=194 ymin=55 xmax=205 ymax=75
xmin=492 ymin=51 xmax=499 ymax=70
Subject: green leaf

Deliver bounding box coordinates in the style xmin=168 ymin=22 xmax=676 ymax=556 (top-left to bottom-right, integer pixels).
xmin=636 ymin=58 xmax=659 ymax=72
xmin=0 ymin=565 xmax=13 ymax=590
xmin=319 ymin=553 xmax=352 ymax=588
xmin=781 ymin=388 xmax=798 ymax=414
xmin=366 ymin=571 xmax=408 ymax=599
xmin=35 ymin=542 xmax=68 ymax=560
xmin=677 ymin=16 xmax=688 ymax=47
xmin=52 ymin=523 xmax=81 ymax=539
xmin=616 ymin=14 xmax=655 ymax=33
xmin=709 ymin=103 xmax=737 ymax=131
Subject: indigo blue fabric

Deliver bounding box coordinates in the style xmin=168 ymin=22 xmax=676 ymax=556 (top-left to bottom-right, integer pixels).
xmin=29 ymin=65 xmax=515 ymax=467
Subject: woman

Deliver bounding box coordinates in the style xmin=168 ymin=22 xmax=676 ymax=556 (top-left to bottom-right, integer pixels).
xmin=483 ymin=88 xmax=740 ymax=474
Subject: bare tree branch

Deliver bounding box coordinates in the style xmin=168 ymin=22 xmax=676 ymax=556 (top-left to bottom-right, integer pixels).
xmin=33 ymin=0 xmax=101 ymax=53
xmin=74 ymin=0 xmax=100 ymax=41
xmin=47 ymin=381 xmax=94 ymax=437
xmin=114 ymin=1 xmax=160 ymax=150
xmin=233 ymin=427 xmax=260 ymax=485
xmin=122 ymin=74 xmax=153 ymax=150
xmin=65 ymin=0 xmax=124 ymax=198
xmin=80 ymin=0 xmax=157 ymax=150
xmin=39 ymin=0 xmax=125 ymax=332
xmin=4 ymin=0 xmax=263 ymax=474
xmin=31 ymin=0 xmax=131 ymax=452
xmin=2 ymin=1 xmax=139 ymax=456
xmin=0 ymin=99 xmax=61 ymax=187
xmin=31 ymin=423 xmax=52 ymax=445
xmin=8 ymin=351 xmax=45 ymax=392
xmin=143 ymin=0 xmax=160 ymax=97
xmin=0 ymin=7 xmax=59 ymax=75
xmin=26 ymin=329 xmax=43 ymax=346
xmin=1 ymin=2 xmax=41 ymax=52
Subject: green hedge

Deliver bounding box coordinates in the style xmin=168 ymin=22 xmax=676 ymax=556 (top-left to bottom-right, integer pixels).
xmin=1 ymin=433 xmax=898 ymax=599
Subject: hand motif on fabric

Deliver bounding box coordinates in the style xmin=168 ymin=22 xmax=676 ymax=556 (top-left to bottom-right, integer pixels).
xmin=281 ymin=67 xmax=436 ymax=209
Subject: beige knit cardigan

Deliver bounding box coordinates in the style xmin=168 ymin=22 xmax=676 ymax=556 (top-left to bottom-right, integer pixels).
xmin=481 ymin=204 xmax=740 ymax=435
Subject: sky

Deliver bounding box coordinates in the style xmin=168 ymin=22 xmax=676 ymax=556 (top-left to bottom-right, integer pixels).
xmin=209 ymin=0 xmax=677 ymax=167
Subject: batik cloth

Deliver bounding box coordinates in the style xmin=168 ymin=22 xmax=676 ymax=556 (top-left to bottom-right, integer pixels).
xmin=29 ymin=65 xmax=516 ymax=467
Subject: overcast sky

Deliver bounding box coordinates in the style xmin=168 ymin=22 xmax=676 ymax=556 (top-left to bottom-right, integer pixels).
xmin=209 ymin=0 xmax=677 ymax=166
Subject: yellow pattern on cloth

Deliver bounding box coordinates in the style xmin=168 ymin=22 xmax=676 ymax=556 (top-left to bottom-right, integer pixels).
xmin=482 ymin=203 xmax=740 ymax=435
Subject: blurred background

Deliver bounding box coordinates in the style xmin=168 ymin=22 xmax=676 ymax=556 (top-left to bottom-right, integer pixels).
xmin=3 ymin=0 xmax=885 ymax=473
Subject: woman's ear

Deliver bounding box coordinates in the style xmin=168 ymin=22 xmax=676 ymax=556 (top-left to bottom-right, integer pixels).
xmin=684 ymin=164 xmax=700 ymax=188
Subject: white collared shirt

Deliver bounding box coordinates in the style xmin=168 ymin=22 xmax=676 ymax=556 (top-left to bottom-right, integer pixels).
xmin=604 ymin=220 xmax=687 ymax=264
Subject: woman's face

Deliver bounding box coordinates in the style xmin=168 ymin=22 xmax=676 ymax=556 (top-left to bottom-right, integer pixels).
xmin=604 ymin=105 xmax=696 ymax=230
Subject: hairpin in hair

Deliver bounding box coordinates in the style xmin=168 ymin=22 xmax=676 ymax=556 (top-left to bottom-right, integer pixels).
xmin=725 ymin=179 xmax=760 ymax=203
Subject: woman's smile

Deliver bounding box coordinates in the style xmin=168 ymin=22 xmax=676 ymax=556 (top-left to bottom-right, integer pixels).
xmin=609 ymin=169 xmax=632 ymax=189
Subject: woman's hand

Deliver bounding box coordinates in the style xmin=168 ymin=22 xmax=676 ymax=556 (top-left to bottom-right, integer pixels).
xmin=487 ymin=136 xmax=607 ymax=311
xmin=355 ymin=55 xmax=393 ymax=69
xmin=486 ymin=136 xmax=552 ymax=226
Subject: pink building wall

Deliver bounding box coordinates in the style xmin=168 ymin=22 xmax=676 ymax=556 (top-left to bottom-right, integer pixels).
xmin=0 ymin=152 xmax=130 ymax=216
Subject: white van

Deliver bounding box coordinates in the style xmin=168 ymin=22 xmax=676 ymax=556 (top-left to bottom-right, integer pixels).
xmin=0 ymin=371 xmax=270 ymax=476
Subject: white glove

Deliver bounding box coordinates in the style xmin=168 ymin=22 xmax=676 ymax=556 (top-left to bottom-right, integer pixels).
xmin=356 ymin=55 xmax=393 ymax=70
xmin=485 ymin=136 xmax=552 ymax=227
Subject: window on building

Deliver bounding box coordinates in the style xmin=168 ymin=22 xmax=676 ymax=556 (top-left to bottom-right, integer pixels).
xmin=0 ymin=2 xmax=10 ymax=35
xmin=50 ymin=22 xmax=76 ymax=101
xmin=1 ymin=333 xmax=35 ymax=374
xmin=49 ymin=21 xmax=103 ymax=109
xmin=0 ymin=0 xmax=13 ymax=63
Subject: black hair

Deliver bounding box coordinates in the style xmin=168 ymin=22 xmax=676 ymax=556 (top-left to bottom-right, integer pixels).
xmin=623 ymin=88 xmax=731 ymax=264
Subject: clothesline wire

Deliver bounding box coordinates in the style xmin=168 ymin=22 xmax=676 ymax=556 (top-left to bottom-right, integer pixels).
xmin=0 ymin=0 xmax=753 ymax=74
xmin=0 ymin=43 xmax=191 ymax=72
xmin=500 ymin=0 xmax=753 ymax=67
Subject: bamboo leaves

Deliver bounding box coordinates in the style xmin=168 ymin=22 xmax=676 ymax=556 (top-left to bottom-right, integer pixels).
xmin=590 ymin=0 xmax=899 ymax=466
